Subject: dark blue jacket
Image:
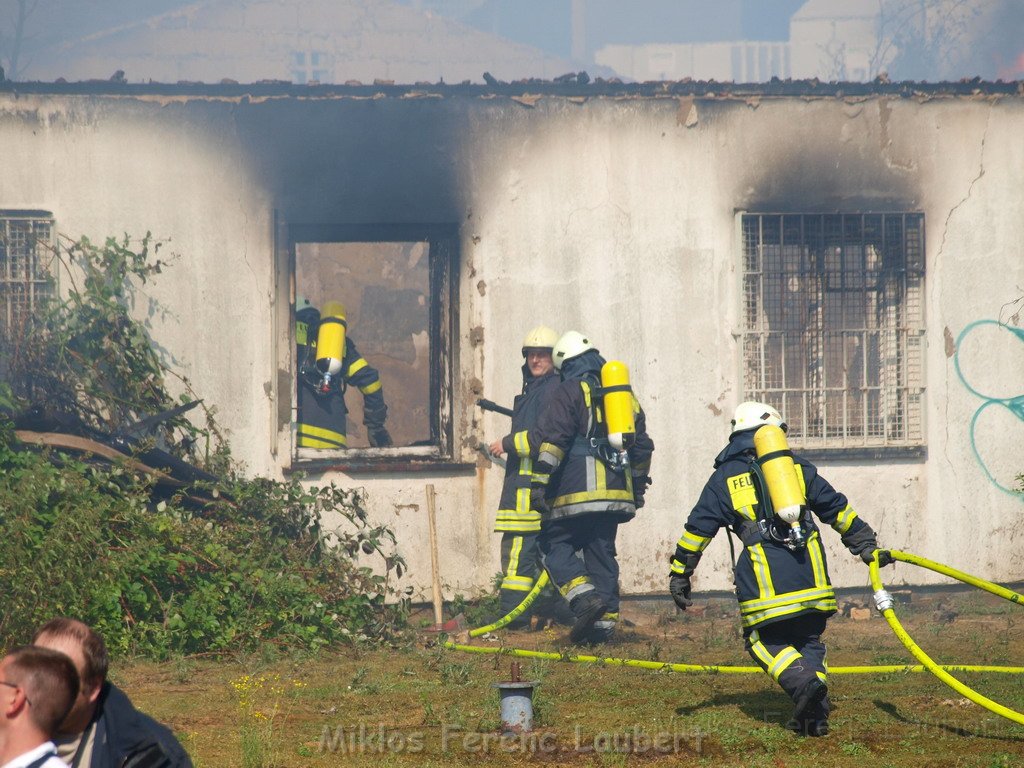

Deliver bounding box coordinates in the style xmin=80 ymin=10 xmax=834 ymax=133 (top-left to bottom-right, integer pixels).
xmin=670 ymin=431 xmax=875 ymax=629
xmin=529 ymin=351 xmax=654 ymax=523
xmin=494 ymin=368 xmax=560 ymax=533
xmin=85 ymin=682 xmax=192 ymax=768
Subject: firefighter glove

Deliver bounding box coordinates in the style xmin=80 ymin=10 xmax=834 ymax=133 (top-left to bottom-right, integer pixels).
xmin=860 ymin=547 xmax=893 ymax=567
xmin=633 ymin=475 xmax=652 ymax=509
xmin=530 ymin=486 xmax=550 ymax=515
xmin=368 ymin=426 xmax=393 ymax=448
xmin=363 ymin=403 xmax=388 ymax=429
xmin=669 ymin=574 xmax=693 ymax=611
xmin=842 ymin=521 xmax=878 ymax=559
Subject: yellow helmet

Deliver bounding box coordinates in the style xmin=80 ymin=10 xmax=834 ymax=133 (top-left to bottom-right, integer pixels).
xmin=521 ymin=325 xmax=559 ymax=355
xmin=731 ymin=401 xmax=786 ymax=435
xmin=321 ymin=300 xmax=346 ymax=320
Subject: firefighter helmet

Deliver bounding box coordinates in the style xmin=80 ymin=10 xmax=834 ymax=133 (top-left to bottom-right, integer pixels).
xmin=552 ymin=330 xmax=596 ymax=371
xmin=731 ymin=401 xmax=786 ymax=435
xmin=521 ymin=325 xmax=559 ymax=354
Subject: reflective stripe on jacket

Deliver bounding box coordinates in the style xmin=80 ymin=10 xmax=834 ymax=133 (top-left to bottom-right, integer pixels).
xmin=297 ymin=334 xmax=385 ymax=448
xmin=671 ymin=430 xmax=870 ymax=629
xmin=494 ymin=369 xmax=560 ymax=533
xmin=529 ymin=375 xmax=654 ymax=523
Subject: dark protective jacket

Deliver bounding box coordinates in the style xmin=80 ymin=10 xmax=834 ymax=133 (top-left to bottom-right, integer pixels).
xmin=84 ymin=682 xmax=192 ymax=768
xmin=494 ymin=367 xmax=561 ymax=533
xmin=529 ymin=351 xmax=654 ymax=522
xmin=296 ymin=314 xmax=386 ymax=449
xmin=670 ymin=430 xmax=878 ymax=630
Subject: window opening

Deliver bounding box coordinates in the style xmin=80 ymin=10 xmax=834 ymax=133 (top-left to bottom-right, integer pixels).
xmin=291 ymin=227 xmax=456 ymax=464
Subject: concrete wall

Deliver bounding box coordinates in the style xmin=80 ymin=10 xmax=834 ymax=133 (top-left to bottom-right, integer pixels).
xmin=1 ymin=86 xmax=1022 ymax=602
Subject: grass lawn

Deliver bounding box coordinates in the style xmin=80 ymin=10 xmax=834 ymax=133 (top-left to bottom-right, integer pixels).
xmin=118 ymin=588 xmax=1024 ymax=767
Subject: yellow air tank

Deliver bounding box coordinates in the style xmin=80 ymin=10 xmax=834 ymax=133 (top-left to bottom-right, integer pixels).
xmin=754 ymin=424 xmax=805 ymax=543
xmin=315 ymin=301 xmax=347 ymax=392
xmin=600 ymin=360 xmax=636 ymax=451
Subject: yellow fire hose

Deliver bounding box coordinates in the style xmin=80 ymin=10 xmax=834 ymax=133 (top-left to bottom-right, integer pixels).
xmin=443 ymin=550 xmax=1024 ymax=711
xmin=468 ymin=571 xmax=553 ymax=638
xmin=869 ymin=549 xmax=1024 ymax=725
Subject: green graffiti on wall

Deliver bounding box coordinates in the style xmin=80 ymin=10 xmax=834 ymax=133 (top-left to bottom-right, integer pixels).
xmin=953 ymin=319 xmax=1024 ymax=499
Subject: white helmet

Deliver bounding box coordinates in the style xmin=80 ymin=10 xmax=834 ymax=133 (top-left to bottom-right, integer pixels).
xmin=552 ymin=330 xmax=596 ymax=371
xmin=521 ymin=325 xmax=559 ymax=354
xmin=731 ymin=401 xmax=786 ymax=434
xmin=296 ymin=295 xmax=314 ymax=313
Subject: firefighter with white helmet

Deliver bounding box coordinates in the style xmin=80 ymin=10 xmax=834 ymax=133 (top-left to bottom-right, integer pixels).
xmin=487 ymin=325 xmax=573 ymax=627
xmin=668 ymin=400 xmax=890 ymax=737
xmin=295 ymin=296 xmax=391 ymax=449
xmin=527 ymin=330 xmax=654 ymax=644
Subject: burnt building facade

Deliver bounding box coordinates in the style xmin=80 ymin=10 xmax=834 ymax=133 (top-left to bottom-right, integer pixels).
xmin=2 ymin=78 xmax=1022 ymax=597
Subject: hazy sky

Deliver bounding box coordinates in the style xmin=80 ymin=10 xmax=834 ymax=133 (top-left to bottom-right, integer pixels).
xmin=2 ymin=0 xmax=1021 ymax=83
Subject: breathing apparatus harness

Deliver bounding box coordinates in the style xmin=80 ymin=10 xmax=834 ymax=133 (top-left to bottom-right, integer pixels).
xmin=745 ymin=456 xmax=808 ymax=551
xmin=567 ymin=361 xmax=637 ymax=473
xmin=299 ymin=345 xmax=345 ymax=398
xmin=297 ymin=303 xmax=349 ymax=398
xmin=732 ymin=425 xmax=811 ymax=552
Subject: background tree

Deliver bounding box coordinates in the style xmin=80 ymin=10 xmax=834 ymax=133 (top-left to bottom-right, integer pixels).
xmin=871 ymin=0 xmax=1019 ymax=81
xmin=0 ymin=0 xmax=44 ymax=80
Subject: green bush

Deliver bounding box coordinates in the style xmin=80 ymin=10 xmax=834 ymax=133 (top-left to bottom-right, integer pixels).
xmin=0 ymin=426 xmax=406 ymax=655
xmin=0 ymin=234 xmax=407 ymax=656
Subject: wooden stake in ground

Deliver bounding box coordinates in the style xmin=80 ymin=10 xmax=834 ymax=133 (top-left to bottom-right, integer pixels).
xmin=425 ymin=483 xmax=444 ymax=627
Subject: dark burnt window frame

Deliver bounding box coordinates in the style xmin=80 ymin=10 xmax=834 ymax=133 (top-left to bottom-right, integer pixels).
xmin=738 ymin=212 xmax=926 ymax=461
xmin=0 ymin=210 xmax=57 ymax=345
xmin=282 ymin=222 xmax=467 ymax=473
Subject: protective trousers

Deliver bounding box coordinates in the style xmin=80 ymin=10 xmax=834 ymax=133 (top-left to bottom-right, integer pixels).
xmin=744 ymin=613 xmax=830 ymax=728
xmin=539 ymin=514 xmax=621 ymax=638
xmin=499 ymin=533 xmax=542 ymax=617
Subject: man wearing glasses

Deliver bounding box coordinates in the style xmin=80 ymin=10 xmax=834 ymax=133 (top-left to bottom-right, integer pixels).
xmin=0 ymin=645 xmax=79 ymax=767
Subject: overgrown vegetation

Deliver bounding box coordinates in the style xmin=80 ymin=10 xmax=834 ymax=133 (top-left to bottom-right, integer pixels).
xmin=0 ymin=234 xmax=407 ymax=656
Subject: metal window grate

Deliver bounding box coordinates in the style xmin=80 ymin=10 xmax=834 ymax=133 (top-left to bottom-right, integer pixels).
xmin=741 ymin=213 xmax=925 ymax=449
xmin=1 ymin=213 xmax=56 ymax=341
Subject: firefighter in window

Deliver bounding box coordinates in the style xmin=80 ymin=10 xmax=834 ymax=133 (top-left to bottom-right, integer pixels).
xmin=295 ymin=297 xmax=392 ymax=449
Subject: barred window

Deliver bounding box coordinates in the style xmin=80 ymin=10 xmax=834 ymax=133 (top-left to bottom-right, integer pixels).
xmin=1 ymin=211 xmax=56 ymax=341
xmin=741 ymin=213 xmax=925 ymax=451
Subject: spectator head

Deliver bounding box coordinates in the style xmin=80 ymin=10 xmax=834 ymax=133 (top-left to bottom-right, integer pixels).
xmin=32 ymin=618 xmax=108 ymax=734
xmin=0 ymin=646 xmax=80 ymax=738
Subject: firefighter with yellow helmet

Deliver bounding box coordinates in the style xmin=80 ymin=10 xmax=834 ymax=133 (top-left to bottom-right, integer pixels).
xmin=527 ymin=331 xmax=654 ymax=644
xmin=295 ymin=297 xmax=391 ymax=449
xmin=486 ymin=325 xmax=573 ymax=627
xmin=667 ymin=401 xmax=890 ymax=737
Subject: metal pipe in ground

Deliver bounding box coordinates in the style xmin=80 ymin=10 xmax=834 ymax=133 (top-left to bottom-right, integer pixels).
xmin=494 ymin=662 xmax=538 ymax=735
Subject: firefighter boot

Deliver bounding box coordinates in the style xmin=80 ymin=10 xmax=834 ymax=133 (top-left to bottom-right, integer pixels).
xmin=805 ymin=695 xmax=831 ymax=737
xmin=789 ymin=679 xmax=828 ymax=736
xmin=568 ymin=591 xmax=607 ymax=643
xmin=788 ymin=697 xmax=830 ymax=737
xmin=548 ymin=599 xmax=578 ymax=628
xmin=533 ymin=589 xmax=577 ymax=628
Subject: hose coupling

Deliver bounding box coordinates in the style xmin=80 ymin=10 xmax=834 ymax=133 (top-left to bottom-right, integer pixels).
xmin=873 ymin=589 xmax=895 ymax=613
